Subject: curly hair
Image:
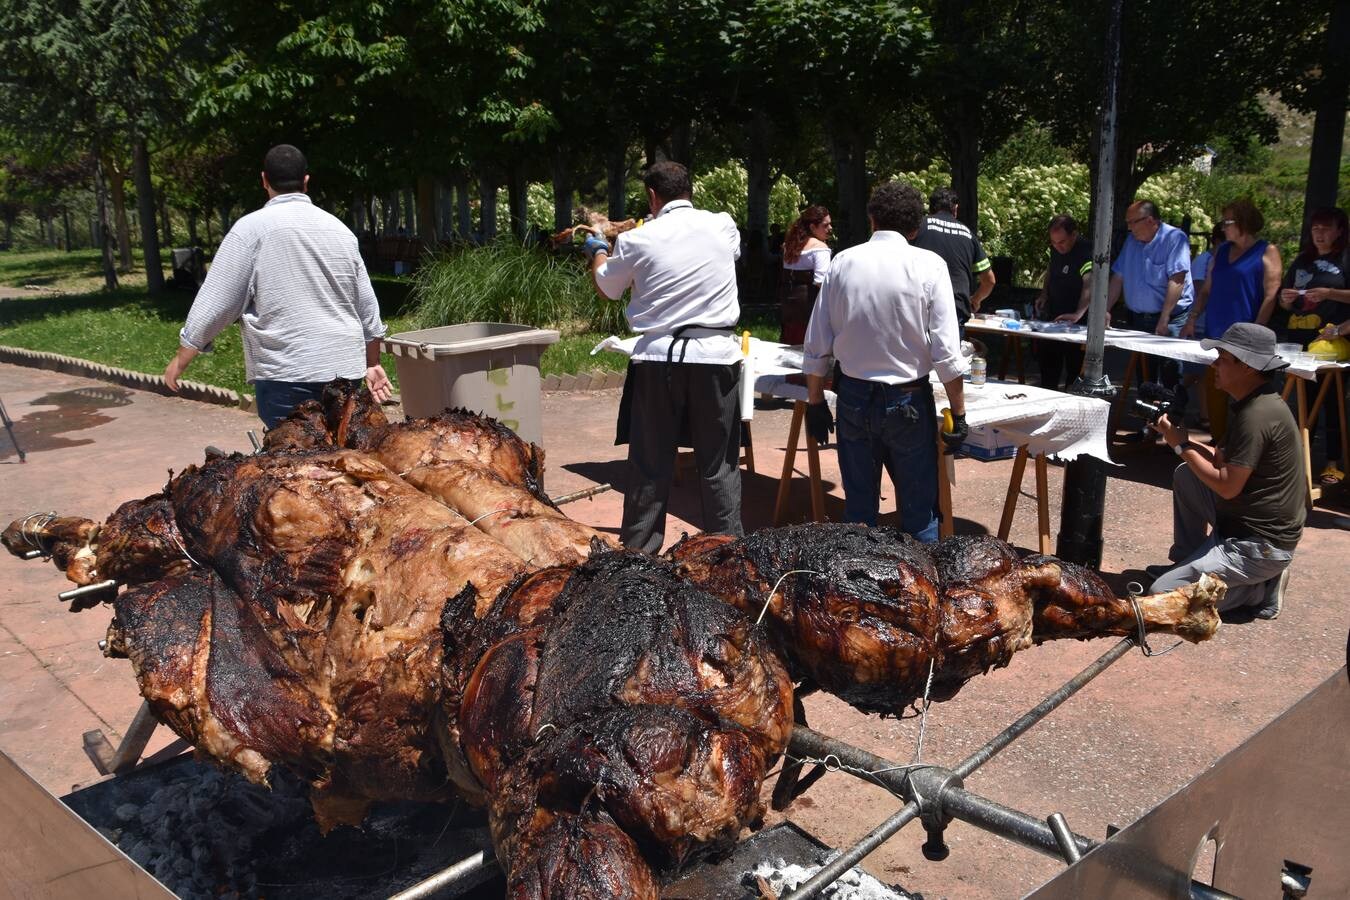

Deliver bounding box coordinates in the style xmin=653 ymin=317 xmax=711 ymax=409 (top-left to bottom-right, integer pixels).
xmin=868 ymin=181 xmax=925 ymax=235
xmin=783 ymin=205 xmax=830 ymax=264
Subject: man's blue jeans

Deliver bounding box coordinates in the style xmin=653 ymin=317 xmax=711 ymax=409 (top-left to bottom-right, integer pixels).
xmin=255 ymin=379 xmax=329 ymax=429
xmin=833 ymin=374 xmax=939 ymax=542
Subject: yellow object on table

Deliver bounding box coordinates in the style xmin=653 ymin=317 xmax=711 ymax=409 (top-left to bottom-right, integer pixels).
xmin=1307 ymin=336 xmax=1350 ymax=362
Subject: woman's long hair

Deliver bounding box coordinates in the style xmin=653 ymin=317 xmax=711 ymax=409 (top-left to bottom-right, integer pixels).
xmin=783 ymin=205 xmax=830 ymax=265
xmin=1297 ymin=207 xmax=1349 ymax=266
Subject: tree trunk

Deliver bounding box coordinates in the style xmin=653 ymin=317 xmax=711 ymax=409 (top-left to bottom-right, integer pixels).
xmin=1301 ymin=0 xmax=1350 ymax=249
xmin=106 ymin=163 xmax=133 ymax=271
xmin=218 ymin=204 xmax=232 ymax=238
xmin=437 ymin=181 xmax=452 ymax=239
xmin=63 ymin=209 xmax=73 ymax=251
xmin=479 ymin=170 xmax=499 ymax=241
xmin=133 ymin=138 xmax=165 ymax=294
xmin=158 ymin=187 xmax=172 ymax=247
xmin=550 ymin=147 xmax=573 ymax=232
xmin=452 ymin=175 xmax=472 ymax=240
xmin=670 ymin=120 xmax=693 ymax=169
xmin=830 ymin=124 xmax=871 ymax=248
xmin=187 ymin=210 xmax=199 ymax=247
xmin=506 ymin=164 xmax=529 ymax=241
xmin=94 ymin=155 xmax=119 ymax=291
xmin=402 ymin=189 xmax=416 ymax=237
xmin=945 ymin=120 xmax=981 ymax=233
xmin=606 ymin=143 xmax=628 ymax=221
xmin=744 ymin=110 xmax=774 ymax=303
xmin=416 ymin=173 xmax=437 ymax=244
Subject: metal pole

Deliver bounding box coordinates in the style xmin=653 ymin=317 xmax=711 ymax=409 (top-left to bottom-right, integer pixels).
xmin=1046 ymin=812 xmax=1083 ymax=863
xmin=782 ymin=638 xmax=1136 ymax=900
xmin=386 ymin=849 xmax=495 ymax=900
xmin=549 ymin=483 xmax=614 ymax=506
xmin=0 ymin=395 xmax=24 ymax=463
xmin=1057 ymin=0 xmax=1125 ymax=568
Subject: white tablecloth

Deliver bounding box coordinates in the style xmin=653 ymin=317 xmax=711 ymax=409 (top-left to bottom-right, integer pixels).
xmin=597 ymin=335 xmax=1113 ymax=463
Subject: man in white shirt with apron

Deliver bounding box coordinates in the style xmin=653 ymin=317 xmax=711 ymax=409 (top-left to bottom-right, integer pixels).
xmin=587 ymin=161 xmax=744 ymax=553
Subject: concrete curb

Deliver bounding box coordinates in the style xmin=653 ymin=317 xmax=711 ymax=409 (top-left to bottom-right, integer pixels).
xmin=0 ymin=344 xmax=255 ymax=411
xmin=0 ymin=344 xmax=625 ymax=410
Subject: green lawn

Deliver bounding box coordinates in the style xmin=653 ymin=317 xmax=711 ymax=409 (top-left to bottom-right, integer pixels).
xmin=0 ymin=250 xmax=782 ymax=395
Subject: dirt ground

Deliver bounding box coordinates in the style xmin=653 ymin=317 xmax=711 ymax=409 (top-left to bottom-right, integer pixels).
xmin=1 ymin=361 xmax=1347 ymax=899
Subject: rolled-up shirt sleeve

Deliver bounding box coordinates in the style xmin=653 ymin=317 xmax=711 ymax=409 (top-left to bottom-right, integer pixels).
xmin=801 ymin=269 xmax=836 ymax=377
xmin=353 ymin=255 xmax=387 ymax=341
xmin=593 ymin=234 xmax=637 ymax=300
xmin=1164 ymin=230 xmax=1191 ymax=277
xmin=926 ymin=266 xmax=969 ymax=383
xmin=179 ymin=230 xmax=252 ymax=353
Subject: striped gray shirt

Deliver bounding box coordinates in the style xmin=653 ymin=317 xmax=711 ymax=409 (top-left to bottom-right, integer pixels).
xmin=179 ymin=193 xmax=386 ymax=383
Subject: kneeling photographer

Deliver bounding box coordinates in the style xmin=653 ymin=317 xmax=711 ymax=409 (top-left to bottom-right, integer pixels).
xmin=1146 ymin=323 xmax=1306 ymax=621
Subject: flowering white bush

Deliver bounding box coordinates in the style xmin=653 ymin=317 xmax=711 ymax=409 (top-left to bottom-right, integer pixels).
xmin=693 ymin=161 xmax=807 ymax=230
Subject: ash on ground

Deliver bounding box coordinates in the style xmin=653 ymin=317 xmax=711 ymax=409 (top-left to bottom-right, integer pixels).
xmin=744 ymin=853 xmax=917 ymax=900
xmin=65 ymin=755 xmax=494 ymax=899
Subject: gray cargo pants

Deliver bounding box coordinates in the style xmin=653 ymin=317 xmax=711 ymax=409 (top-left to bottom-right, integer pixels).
xmin=1148 ymin=463 xmax=1293 ymax=613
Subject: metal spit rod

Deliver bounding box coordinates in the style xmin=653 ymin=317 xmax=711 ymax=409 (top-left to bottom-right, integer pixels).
xmin=781 ymin=637 xmax=1136 ymax=900
xmin=385 ymin=848 xmax=494 ymax=900
xmin=549 ymin=483 xmax=613 ymax=506
xmin=58 ymin=579 xmax=119 ymax=602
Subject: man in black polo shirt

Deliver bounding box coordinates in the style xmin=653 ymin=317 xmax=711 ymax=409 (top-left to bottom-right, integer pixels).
xmin=911 ymin=187 xmax=995 ymax=332
xmin=1033 ymin=213 xmax=1093 ymax=389
xmin=1147 ymin=323 xmax=1306 ymax=621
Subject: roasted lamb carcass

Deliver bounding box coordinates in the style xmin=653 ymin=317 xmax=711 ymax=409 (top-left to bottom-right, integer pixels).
xmin=110 ymin=448 xmax=531 ymax=827
xmin=266 ymin=381 xmax=617 ymax=567
xmin=670 ymin=527 xmax=1223 ymax=714
xmin=548 ymin=207 xmax=640 ymax=249
xmin=445 ymin=549 xmax=794 ymax=898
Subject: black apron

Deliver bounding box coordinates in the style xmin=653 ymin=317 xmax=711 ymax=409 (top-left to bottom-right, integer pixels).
xmin=614 ymin=324 xmax=736 ymax=446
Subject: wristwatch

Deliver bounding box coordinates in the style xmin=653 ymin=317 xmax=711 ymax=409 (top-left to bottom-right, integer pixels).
xmin=1173 ymin=440 xmax=1193 ymax=457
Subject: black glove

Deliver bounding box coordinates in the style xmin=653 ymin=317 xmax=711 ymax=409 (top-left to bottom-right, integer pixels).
xmin=942 ymin=411 xmax=969 ymax=453
xmin=805 ymin=402 xmax=834 ymax=444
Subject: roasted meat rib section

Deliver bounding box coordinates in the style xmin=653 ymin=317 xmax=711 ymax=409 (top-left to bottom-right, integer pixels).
xmin=447 ymin=550 xmax=794 ymax=898
xmin=671 ymin=526 xmax=1223 ymax=713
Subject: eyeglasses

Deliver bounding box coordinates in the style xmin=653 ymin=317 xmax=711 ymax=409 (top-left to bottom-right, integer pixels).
xmin=1220 ymin=219 xmax=1236 ymax=226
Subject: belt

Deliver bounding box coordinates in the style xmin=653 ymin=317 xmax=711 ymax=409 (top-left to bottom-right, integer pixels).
xmin=839 ymin=371 xmax=930 ymax=391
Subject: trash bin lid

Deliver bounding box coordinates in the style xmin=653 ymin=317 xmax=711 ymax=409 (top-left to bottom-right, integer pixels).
xmin=383 ymin=322 xmax=561 ymax=359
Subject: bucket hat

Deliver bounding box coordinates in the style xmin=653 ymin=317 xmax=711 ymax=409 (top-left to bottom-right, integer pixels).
xmin=1200 ymin=322 xmax=1288 ymax=372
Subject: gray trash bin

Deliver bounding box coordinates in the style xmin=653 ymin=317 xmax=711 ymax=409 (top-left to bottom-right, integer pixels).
xmin=382 ymin=323 xmax=560 ymax=445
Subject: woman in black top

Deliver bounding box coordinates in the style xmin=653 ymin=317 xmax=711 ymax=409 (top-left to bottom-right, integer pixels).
xmin=1277 ymin=206 xmax=1350 ymax=485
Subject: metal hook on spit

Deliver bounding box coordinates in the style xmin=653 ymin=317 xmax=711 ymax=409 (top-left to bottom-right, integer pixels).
xmin=19 ymin=511 xmax=57 ymax=558
xmin=1126 ymin=582 xmax=1183 ymax=657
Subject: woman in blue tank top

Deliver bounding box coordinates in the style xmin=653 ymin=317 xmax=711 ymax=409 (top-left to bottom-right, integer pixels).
xmin=1181 ymin=199 xmax=1282 ymax=439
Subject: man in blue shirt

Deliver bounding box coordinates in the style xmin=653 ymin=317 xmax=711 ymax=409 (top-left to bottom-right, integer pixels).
xmin=1108 ymin=199 xmax=1193 ymax=387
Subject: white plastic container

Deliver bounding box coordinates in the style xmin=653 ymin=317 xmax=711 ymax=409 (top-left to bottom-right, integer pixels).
xmin=382 ymin=323 xmax=559 ymax=445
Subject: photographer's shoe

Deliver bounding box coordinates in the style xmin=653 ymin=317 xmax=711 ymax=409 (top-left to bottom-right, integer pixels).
xmin=1251 ymin=568 xmax=1289 ymax=621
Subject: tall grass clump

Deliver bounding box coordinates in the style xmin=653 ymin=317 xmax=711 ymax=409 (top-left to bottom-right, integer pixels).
xmin=410 ymin=238 xmax=627 ymax=335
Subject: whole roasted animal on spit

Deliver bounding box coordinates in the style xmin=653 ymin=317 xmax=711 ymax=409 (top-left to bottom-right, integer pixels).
xmin=3 ymin=380 xmax=1225 ymax=898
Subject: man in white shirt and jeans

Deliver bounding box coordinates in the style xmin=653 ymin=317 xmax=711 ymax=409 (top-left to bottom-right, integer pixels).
xmin=587 ymin=161 xmax=744 ymax=553
xmin=163 ymin=144 xmax=392 ymax=428
xmin=802 ymin=180 xmax=969 ymax=540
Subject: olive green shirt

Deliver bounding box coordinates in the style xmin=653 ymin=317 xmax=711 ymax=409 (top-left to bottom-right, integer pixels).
xmin=1216 ymin=383 xmax=1306 ymax=550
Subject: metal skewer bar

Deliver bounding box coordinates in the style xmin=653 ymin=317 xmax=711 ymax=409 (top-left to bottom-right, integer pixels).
xmin=782 ymin=637 xmax=1137 ymax=900
xmin=549 ymin=483 xmax=613 ymax=506
xmin=386 ymin=848 xmax=496 ymax=900
xmin=58 ymin=579 xmax=119 ymax=602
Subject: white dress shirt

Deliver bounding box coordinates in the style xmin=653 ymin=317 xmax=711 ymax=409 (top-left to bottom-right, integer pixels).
xmin=179 ymin=193 xmax=385 ymax=382
xmin=802 ymin=231 xmax=968 ymax=384
xmin=593 ymin=199 xmax=742 ymax=364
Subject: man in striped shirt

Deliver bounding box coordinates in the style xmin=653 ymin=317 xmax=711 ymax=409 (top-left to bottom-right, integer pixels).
xmin=163 ymin=144 xmax=391 ymax=427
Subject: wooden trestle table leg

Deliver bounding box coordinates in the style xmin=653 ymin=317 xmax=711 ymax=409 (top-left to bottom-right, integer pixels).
xmin=998 ymin=447 xmax=1030 ymax=541
xmin=772 ymin=401 xmax=805 ymax=526
xmin=1295 ymin=378 xmax=1317 ymax=505
xmin=1035 ymin=452 xmax=1051 ymax=553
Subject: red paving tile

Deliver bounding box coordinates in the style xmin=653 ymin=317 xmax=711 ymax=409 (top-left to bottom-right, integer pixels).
xmin=2 ymin=361 xmax=1347 ymax=898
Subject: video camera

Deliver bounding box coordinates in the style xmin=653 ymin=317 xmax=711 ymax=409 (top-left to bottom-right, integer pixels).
xmin=1132 ymin=381 xmax=1187 ymax=425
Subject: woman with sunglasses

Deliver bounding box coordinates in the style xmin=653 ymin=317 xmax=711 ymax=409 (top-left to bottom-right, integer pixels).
xmin=1181 ymin=199 xmax=1282 ymax=440
xmin=778 ymin=205 xmax=833 ymax=344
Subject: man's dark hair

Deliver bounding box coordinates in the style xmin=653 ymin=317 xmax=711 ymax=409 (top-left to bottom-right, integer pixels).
xmin=643 ymin=161 xmax=692 ymax=203
xmin=263 ymin=144 xmax=307 ymax=193
xmin=928 ymin=187 xmax=959 ymax=214
xmin=1048 ymin=214 xmax=1079 ymax=235
xmin=869 ymin=181 xmax=926 ymax=234
xmin=1134 ymin=200 xmax=1161 ymax=222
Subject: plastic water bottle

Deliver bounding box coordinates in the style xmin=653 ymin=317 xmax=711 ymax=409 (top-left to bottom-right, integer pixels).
xmin=970 ymin=357 xmax=987 ymax=386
